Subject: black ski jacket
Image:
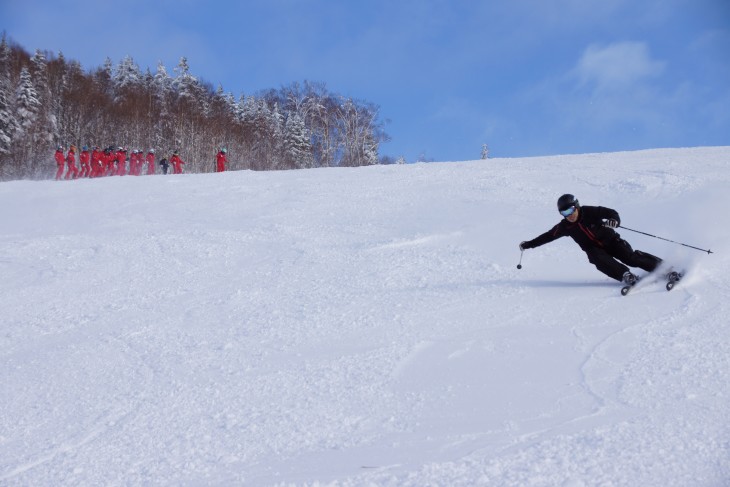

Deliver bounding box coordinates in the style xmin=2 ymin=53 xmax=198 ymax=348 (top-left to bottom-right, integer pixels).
xmin=523 ymin=205 xmax=621 ymax=252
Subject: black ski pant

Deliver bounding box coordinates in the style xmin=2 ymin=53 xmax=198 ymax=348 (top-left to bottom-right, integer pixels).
xmin=584 ymin=238 xmax=662 ymax=281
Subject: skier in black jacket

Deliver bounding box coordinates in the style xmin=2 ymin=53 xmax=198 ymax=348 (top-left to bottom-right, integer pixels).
xmin=519 ymin=194 xmax=662 ymax=284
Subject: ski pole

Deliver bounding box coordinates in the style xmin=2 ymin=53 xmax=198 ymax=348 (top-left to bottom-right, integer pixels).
xmin=619 ymin=225 xmax=713 ymax=254
xmin=517 ymin=249 xmax=524 ymax=269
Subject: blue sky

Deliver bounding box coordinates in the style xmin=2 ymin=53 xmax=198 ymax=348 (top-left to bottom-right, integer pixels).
xmin=2 ymin=0 xmax=729 ymax=161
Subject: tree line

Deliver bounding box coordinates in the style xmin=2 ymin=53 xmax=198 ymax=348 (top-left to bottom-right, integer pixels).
xmin=0 ymin=34 xmax=390 ymax=181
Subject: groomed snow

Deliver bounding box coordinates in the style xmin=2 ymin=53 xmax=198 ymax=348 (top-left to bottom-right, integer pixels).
xmin=1 ymin=147 xmax=729 ymax=486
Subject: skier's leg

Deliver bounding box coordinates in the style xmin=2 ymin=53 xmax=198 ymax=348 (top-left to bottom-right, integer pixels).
xmin=610 ymin=239 xmax=662 ymax=272
xmin=585 ymin=247 xmax=628 ymax=281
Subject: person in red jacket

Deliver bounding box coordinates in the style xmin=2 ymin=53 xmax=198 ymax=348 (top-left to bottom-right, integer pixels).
xmin=103 ymin=147 xmax=115 ymax=176
xmin=65 ymin=145 xmax=79 ymax=179
xmin=54 ymin=146 xmax=65 ymax=180
xmin=90 ymin=146 xmax=102 ymax=178
xmin=145 ymin=149 xmax=155 ymax=175
xmin=115 ymin=147 xmax=127 ymax=176
xmin=79 ymin=146 xmax=91 ymax=178
xmin=129 ymin=150 xmax=139 ymax=176
xmin=216 ymin=147 xmax=227 ymax=172
xmin=170 ymin=150 xmax=184 ymax=174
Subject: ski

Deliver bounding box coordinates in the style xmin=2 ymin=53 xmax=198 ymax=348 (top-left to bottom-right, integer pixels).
xmin=620 ymin=268 xmax=684 ymax=295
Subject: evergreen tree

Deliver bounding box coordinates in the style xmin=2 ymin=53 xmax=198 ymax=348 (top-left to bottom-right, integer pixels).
xmin=173 ymin=56 xmax=208 ymax=113
xmin=152 ymin=62 xmax=172 ymax=115
xmin=113 ymin=55 xmax=142 ymax=103
xmin=29 ymin=49 xmax=54 ymax=145
xmin=15 ymin=67 xmax=40 ymax=134
xmin=0 ymin=34 xmax=17 ymax=155
xmin=270 ymin=102 xmax=285 ymax=168
xmin=251 ymin=98 xmax=273 ymax=170
xmin=284 ymin=112 xmax=313 ymax=169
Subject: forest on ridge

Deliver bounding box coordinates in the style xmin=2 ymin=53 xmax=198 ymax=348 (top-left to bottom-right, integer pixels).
xmin=0 ymin=34 xmax=391 ymax=181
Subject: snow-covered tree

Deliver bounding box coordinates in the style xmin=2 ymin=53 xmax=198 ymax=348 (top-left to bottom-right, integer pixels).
xmin=152 ymin=61 xmax=173 ymax=147
xmin=481 ymin=144 xmax=489 ymax=159
xmin=29 ymin=49 xmax=55 ymax=145
xmin=268 ymin=102 xmax=283 ymax=168
xmin=284 ymin=112 xmax=312 ymax=169
xmin=113 ymin=55 xmax=142 ymax=102
xmin=250 ymin=98 xmax=274 ymax=170
xmin=361 ymin=131 xmax=379 ymax=166
xmin=15 ymin=67 xmax=40 ymax=134
xmin=224 ymin=92 xmax=237 ymax=118
xmin=0 ymin=81 xmax=12 ymax=154
xmin=0 ymin=34 xmax=17 ymax=154
xmin=173 ymin=57 xmax=208 ymax=114
xmin=336 ymin=97 xmax=382 ymax=167
xmin=152 ymin=62 xmax=172 ymax=111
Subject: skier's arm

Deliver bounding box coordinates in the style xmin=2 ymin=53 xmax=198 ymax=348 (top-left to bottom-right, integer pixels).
xmin=595 ymin=206 xmax=620 ymax=226
xmin=521 ymin=224 xmax=563 ymax=249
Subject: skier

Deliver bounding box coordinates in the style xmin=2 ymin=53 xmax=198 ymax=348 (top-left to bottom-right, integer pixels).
xmin=101 ymin=147 xmax=114 ymax=176
xmin=159 ymin=157 xmax=170 ymax=175
xmin=104 ymin=147 xmax=115 ymax=176
xmin=79 ymin=146 xmax=91 ymax=178
xmin=129 ymin=150 xmax=140 ymax=176
xmin=519 ymin=194 xmax=662 ymax=285
xmin=91 ymin=146 xmax=102 ymax=177
xmin=216 ymin=147 xmax=227 ymax=172
xmin=115 ymin=147 xmax=127 ymax=176
xmin=145 ymin=149 xmax=155 ymax=175
xmin=64 ymin=145 xmax=79 ymax=180
xmin=54 ymin=146 xmax=65 ymax=180
xmin=170 ymin=150 xmax=184 ymax=174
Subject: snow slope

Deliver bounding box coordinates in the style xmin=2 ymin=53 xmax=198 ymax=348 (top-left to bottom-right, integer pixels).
xmin=1 ymin=147 xmax=729 ymax=486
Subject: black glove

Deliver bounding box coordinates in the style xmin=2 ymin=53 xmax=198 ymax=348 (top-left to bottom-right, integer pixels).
xmin=519 ymin=241 xmax=530 ymax=251
xmin=604 ymin=219 xmax=619 ymax=229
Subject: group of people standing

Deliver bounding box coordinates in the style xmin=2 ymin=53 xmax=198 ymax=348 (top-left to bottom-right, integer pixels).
xmin=53 ymin=146 xmax=228 ymax=180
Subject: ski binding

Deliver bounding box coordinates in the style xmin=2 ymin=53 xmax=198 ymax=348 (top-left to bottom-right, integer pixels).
xmin=665 ymin=270 xmax=683 ymax=291
xmin=620 ymin=269 xmax=684 ymax=296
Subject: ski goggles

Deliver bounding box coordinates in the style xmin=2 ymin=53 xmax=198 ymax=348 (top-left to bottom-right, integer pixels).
xmin=559 ymin=206 xmax=577 ymax=217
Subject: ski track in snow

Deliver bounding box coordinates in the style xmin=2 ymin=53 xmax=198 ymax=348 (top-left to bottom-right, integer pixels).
xmin=1 ymin=147 xmax=729 ymax=486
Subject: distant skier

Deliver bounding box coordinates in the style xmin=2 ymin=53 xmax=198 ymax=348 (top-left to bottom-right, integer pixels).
xmin=216 ymin=147 xmax=227 ymax=172
xmin=170 ymin=150 xmax=184 ymax=174
xmin=146 ymin=149 xmax=155 ymax=175
xmin=64 ymin=145 xmax=79 ymax=180
xmin=115 ymin=147 xmax=127 ymax=176
xmin=91 ymin=146 xmax=102 ymax=177
xmin=519 ymin=194 xmax=662 ymax=285
xmin=103 ymin=147 xmax=115 ymax=176
xmin=159 ymin=157 xmax=170 ymax=175
xmin=54 ymin=146 xmax=65 ymax=180
xmin=128 ymin=150 xmax=139 ymax=176
xmin=79 ymin=146 xmax=91 ymax=178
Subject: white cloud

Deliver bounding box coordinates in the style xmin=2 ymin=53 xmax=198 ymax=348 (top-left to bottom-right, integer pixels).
xmin=575 ymin=41 xmax=665 ymax=91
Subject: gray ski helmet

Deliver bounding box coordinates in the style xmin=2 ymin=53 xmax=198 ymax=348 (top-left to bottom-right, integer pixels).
xmin=557 ymin=194 xmax=579 ymax=212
